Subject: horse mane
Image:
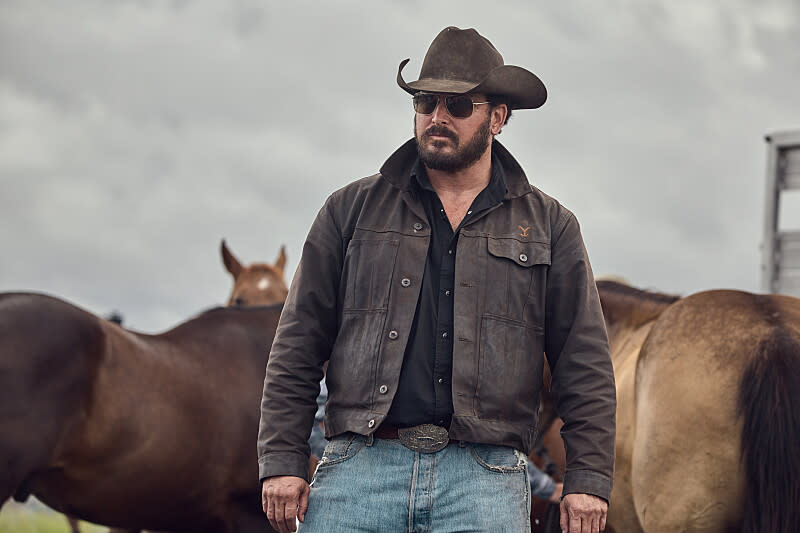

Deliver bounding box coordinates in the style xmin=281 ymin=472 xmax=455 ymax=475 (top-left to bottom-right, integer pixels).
xmin=596 ymin=280 xmax=680 ymax=328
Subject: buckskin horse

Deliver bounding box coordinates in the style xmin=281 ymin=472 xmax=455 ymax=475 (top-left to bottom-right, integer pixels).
xmin=0 ymin=242 xmax=290 ymax=532
xmin=533 ymin=280 xmax=800 ymax=533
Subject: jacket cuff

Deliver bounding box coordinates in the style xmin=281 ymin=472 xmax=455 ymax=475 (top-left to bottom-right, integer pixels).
xmin=562 ymin=469 xmax=612 ymax=503
xmin=258 ymin=451 xmax=311 ymax=483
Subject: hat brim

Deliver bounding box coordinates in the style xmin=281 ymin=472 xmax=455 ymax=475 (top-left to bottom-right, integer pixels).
xmin=397 ymin=58 xmax=547 ymax=110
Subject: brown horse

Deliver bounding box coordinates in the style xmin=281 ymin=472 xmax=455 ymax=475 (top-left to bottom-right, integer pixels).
xmin=1 ymin=245 xmax=291 ymax=532
xmin=534 ymin=280 xmax=800 ymax=533
xmin=222 ymin=240 xmax=288 ymax=307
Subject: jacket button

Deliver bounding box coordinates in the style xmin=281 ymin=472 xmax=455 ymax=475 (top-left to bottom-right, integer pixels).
xmin=413 ymin=222 xmax=423 ymax=231
xmin=379 ymin=385 xmax=388 ymax=394
xmin=401 ymin=278 xmax=411 ymax=287
xmin=519 ymin=253 xmax=528 ymax=262
xmin=388 ymin=330 xmax=399 ymax=340
xmin=368 ymin=419 xmax=375 ymax=428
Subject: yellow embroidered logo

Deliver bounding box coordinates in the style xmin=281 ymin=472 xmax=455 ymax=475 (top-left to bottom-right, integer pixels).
xmin=518 ymin=225 xmax=530 ymax=237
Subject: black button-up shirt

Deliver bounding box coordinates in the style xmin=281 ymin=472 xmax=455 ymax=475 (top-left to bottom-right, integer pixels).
xmin=385 ymin=156 xmax=508 ymax=428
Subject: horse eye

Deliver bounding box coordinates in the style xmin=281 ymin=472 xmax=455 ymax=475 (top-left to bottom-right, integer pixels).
xmin=234 ymin=297 xmax=246 ymax=307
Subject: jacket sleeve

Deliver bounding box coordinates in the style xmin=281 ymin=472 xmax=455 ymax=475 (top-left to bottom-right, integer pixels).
xmin=257 ymin=195 xmax=343 ymax=482
xmin=544 ymin=209 xmax=616 ymax=502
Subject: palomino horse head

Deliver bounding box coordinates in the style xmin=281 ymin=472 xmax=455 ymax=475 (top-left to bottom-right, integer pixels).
xmin=221 ymin=240 xmax=288 ymax=307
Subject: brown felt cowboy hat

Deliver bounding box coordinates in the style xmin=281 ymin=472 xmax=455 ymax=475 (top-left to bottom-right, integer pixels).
xmin=397 ymin=26 xmax=547 ymax=110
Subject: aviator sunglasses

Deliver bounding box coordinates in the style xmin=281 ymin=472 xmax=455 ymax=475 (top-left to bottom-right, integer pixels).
xmin=412 ymin=92 xmax=491 ymax=119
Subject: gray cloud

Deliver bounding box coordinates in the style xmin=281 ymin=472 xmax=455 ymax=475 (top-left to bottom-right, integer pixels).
xmin=1 ymin=0 xmax=799 ymax=330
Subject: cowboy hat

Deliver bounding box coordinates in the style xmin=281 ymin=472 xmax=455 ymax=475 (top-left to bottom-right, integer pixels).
xmin=397 ymin=26 xmax=547 ymax=110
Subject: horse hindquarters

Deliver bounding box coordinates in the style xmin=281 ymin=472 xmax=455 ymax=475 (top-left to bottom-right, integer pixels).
xmin=629 ymin=307 xmax=747 ymax=533
xmin=0 ymin=293 xmax=103 ymax=508
xmin=737 ymin=330 xmax=800 ymax=533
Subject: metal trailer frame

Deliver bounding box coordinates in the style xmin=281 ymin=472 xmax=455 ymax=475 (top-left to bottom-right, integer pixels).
xmin=762 ymin=129 xmax=800 ymax=295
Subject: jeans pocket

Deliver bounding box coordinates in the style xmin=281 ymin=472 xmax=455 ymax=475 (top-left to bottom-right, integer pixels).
xmin=469 ymin=443 xmax=527 ymax=473
xmin=317 ymin=434 xmax=366 ymax=468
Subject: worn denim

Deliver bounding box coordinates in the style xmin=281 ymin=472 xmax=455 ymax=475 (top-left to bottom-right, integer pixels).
xmin=299 ymin=434 xmax=530 ymax=533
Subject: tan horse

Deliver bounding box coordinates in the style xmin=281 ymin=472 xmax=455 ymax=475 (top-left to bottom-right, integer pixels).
xmin=537 ymin=280 xmax=800 ymax=533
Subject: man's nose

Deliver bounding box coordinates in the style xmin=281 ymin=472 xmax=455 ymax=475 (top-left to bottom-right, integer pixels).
xmin=430 ymin=97 xmax=451 ymax=123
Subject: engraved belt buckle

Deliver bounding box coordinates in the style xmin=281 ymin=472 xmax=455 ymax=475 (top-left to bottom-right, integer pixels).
xmin=397 ymin=423 xmax=449 ymax=453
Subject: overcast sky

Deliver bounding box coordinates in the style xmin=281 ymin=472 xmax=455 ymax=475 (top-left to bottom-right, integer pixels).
xmin=1 ymin=1 xmax=799 ymax=332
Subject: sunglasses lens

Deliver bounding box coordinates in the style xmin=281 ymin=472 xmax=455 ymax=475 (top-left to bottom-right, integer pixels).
xmin=413 ymin=94 xmax=438 ymax=115
xmin=445 ymin=95 xmax=475 ymax=118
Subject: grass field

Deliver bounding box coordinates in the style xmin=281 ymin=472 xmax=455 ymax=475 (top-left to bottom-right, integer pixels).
xmin=0 ymin=500 xmax=105 ymax=533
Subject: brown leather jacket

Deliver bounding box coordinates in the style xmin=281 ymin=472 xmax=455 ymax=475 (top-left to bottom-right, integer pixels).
xmin=258 ymin=139 xmax=616 ymax=501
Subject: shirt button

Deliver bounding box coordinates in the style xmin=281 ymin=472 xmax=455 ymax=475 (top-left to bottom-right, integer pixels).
xmin=467 ymin=210 xmax=472 ymax=215
xmin=519 ymin=253 xmax=528 ymax=262
xmin=413 ymin=222 xmax=423 ymax=231
xmin=379 ymin=385 xmax=388 ymax=394
xmin=388 ymin=330 xmax=399 ymax=340
xmin=438 ymin=419 xmax=445 ymax=425
xmin=438 ymin=378 xmax=444 ymax=384
xmin=368 ymin=419 xmax=375 ymax=428
xmin=448 ymin=249 xmax=453 ymax=255
xmin=444 ymin=289 xmax=451 ymax=296
xmin=442 ymin=332 xmax=448 ymax=339
xmin=401 ymin=278 xmax=411 ymax=287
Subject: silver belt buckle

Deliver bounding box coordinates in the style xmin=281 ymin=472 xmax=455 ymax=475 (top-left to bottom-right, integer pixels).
xmin=398 ymin=424 xmax=449 ymax=453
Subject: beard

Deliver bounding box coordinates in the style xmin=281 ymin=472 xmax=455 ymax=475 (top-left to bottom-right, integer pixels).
xmin=416 ymin=116 xmax=492 ymax=172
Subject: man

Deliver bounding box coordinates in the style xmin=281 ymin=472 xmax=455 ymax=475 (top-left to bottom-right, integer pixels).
xmin=258 ymin=27 xmax=616 ymax=533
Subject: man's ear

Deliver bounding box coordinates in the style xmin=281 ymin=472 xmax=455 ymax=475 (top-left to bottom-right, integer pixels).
xmin=491 ymin=104 xmax=508 ymax=135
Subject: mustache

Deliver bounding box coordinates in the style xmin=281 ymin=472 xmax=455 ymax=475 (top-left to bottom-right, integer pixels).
xmin=421 ymin=125 xmax=458 ymax=142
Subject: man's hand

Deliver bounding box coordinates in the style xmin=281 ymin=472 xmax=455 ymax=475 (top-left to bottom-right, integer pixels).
xmin=559 ymin=492 xmax=607 ymax=533
xmin=262 ymin=476 xmax=310 ymax=533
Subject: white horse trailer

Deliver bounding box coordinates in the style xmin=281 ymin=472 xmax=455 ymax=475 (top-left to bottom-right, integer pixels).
xmin=762 ymin=130 xmax=800 ymax=296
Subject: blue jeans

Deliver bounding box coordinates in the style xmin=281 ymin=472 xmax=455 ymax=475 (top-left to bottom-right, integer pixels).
xmin=299 ymin=433 xmax=531 ymax=532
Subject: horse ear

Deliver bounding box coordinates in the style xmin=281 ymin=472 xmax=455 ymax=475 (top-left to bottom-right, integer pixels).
xmin=274 ymin=245 xmax=287 ymax=275
xmin=221 ymin=239 xmax=243 ymax=279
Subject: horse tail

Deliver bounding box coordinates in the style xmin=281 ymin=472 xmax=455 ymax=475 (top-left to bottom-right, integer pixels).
xmin=737 ymin=328 xmax=800 ymax=533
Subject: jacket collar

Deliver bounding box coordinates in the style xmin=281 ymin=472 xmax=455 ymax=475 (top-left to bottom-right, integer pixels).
xmin=379 ymin=138 xmax=532 ymax=200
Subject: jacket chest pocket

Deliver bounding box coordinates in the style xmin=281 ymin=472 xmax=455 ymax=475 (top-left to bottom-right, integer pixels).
xmin=483 ymin=237 xmax=550 ymax=327
xmin=341 ymin=236 xmax=399 ymax=311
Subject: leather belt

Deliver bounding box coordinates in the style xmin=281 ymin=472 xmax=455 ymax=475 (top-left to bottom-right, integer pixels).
xmin=374 ymin=423 xmax=449 ymax=453
xmin=374 ymin=423 xmax=400 ymax=439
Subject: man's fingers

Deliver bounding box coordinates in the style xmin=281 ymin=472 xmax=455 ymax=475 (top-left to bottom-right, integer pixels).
xmin=273 ymin=498 xmax=288 ymax=533
xmin=569 ymin=511 xmax=581 ymax=533
xmin=580 ymin=514 xmax=591 ymax=533
xmin=560 ymin=500 xmax=568 ymax=532
xmin=266 ymin=498 xmax=280 ymax=533
xmin=298 ymin=484 xmax=310 ymax=523
xmin=591 ymin=516 xmax=600 ymax=533
xmin=283 ymin=501 xmax=298 ymax=533
xmin=600 ymin=513 xmax=607 ymax=531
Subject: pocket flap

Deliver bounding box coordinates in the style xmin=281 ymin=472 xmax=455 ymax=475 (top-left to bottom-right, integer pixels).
xmin=487 ymin=238 xmax=551 ymax=267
